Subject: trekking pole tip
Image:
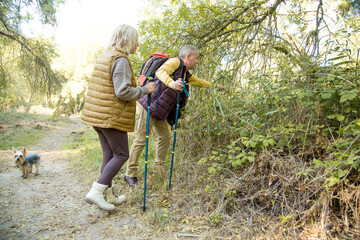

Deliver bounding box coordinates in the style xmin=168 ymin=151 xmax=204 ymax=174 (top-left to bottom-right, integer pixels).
xmin=141 ymin=205 xmax=148 ymax=212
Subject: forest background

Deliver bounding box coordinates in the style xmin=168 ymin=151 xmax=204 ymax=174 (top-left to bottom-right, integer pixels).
xmin=1 ymin=0 xmax=360 ymax=239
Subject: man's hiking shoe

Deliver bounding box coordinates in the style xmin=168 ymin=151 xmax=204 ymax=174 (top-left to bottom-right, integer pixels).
xmin=124 ymin=176 xmax=138 ymax=187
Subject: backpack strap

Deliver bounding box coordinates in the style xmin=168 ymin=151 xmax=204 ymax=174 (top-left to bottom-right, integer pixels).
xmin=139 ymin=56 xmax=154 ymax=86
xmin=156 ymin=81 xmax=162 ymax=108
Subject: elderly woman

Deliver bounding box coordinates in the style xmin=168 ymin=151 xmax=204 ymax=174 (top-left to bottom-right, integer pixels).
xmin=81 ymin=24 xmax=155 ymax=211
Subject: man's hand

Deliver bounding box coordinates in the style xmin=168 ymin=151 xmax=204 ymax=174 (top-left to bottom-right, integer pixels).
xmin=170 ymin=79 xmax=184 ymax=91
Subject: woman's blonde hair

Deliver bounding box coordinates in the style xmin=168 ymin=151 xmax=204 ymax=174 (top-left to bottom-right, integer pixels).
xmin=109 ymin=24 xmax=139 ymax=54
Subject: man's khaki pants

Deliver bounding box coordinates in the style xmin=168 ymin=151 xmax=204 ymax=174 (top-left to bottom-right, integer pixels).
xmin=126 ymin=102 xmax=171 ymax=178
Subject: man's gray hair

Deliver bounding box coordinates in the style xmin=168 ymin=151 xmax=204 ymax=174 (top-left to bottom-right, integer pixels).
xmin=179 ymin=45 xmax=199 ymax=58
xmin=109 ymin=24 xmax=139 ymax=54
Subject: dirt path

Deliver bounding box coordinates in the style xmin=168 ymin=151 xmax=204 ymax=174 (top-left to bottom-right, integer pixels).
xmin=0 ymin=116 xmax=168 ymax=240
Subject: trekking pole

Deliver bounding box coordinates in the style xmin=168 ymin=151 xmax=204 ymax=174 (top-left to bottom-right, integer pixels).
xmin=168 ymin=89 xmax=181 ymax=190
xmin=142 ymin=77 xmax=153 ymax=212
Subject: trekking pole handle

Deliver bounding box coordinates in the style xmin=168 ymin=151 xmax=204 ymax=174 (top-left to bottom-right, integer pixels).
xmin=147 ymin=77 xmax=153 ymax=106
xmin=178 ymin=78 xmax=189 ymax=96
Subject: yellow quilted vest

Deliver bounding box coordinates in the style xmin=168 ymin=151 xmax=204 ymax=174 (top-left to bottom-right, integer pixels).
xmin=81 ymin=48 xmax=137 ymax=132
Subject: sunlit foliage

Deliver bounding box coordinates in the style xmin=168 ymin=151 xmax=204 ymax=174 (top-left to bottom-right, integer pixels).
xmin=0 ymin=0 xmax=65 ymax=109
xmin=136 ymin=0 xmax=360 ymax=238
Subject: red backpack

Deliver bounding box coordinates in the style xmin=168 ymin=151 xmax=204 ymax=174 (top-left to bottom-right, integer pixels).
xmin=138 ymin=52 xmax=170 ymax=86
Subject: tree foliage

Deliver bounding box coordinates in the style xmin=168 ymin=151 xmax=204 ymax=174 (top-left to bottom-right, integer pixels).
xmin=137 ymin=0 xmax=360 ymax=238
xmin=0 ymin=0 xmax=65 ymax=109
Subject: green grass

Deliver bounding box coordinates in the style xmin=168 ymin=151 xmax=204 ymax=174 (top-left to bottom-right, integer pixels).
xmin=0 ymin=110 xmax=63 ymax=150
xmin=63 ymin=127 xmax=102 ymax=182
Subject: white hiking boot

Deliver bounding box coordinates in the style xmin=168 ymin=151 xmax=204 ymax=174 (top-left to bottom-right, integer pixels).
xmin=105 ymin=187 xmax=126 ymax=205
xmin=84 ymin=182 xmax=115 ymax=211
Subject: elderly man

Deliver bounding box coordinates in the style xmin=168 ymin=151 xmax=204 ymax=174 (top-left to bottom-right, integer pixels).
xmin=124 ymin=45 xmax=213 ymax=187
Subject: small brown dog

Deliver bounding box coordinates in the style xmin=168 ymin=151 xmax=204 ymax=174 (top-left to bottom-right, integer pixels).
xmin=13 ymin=147 xmax=40 ymax=178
